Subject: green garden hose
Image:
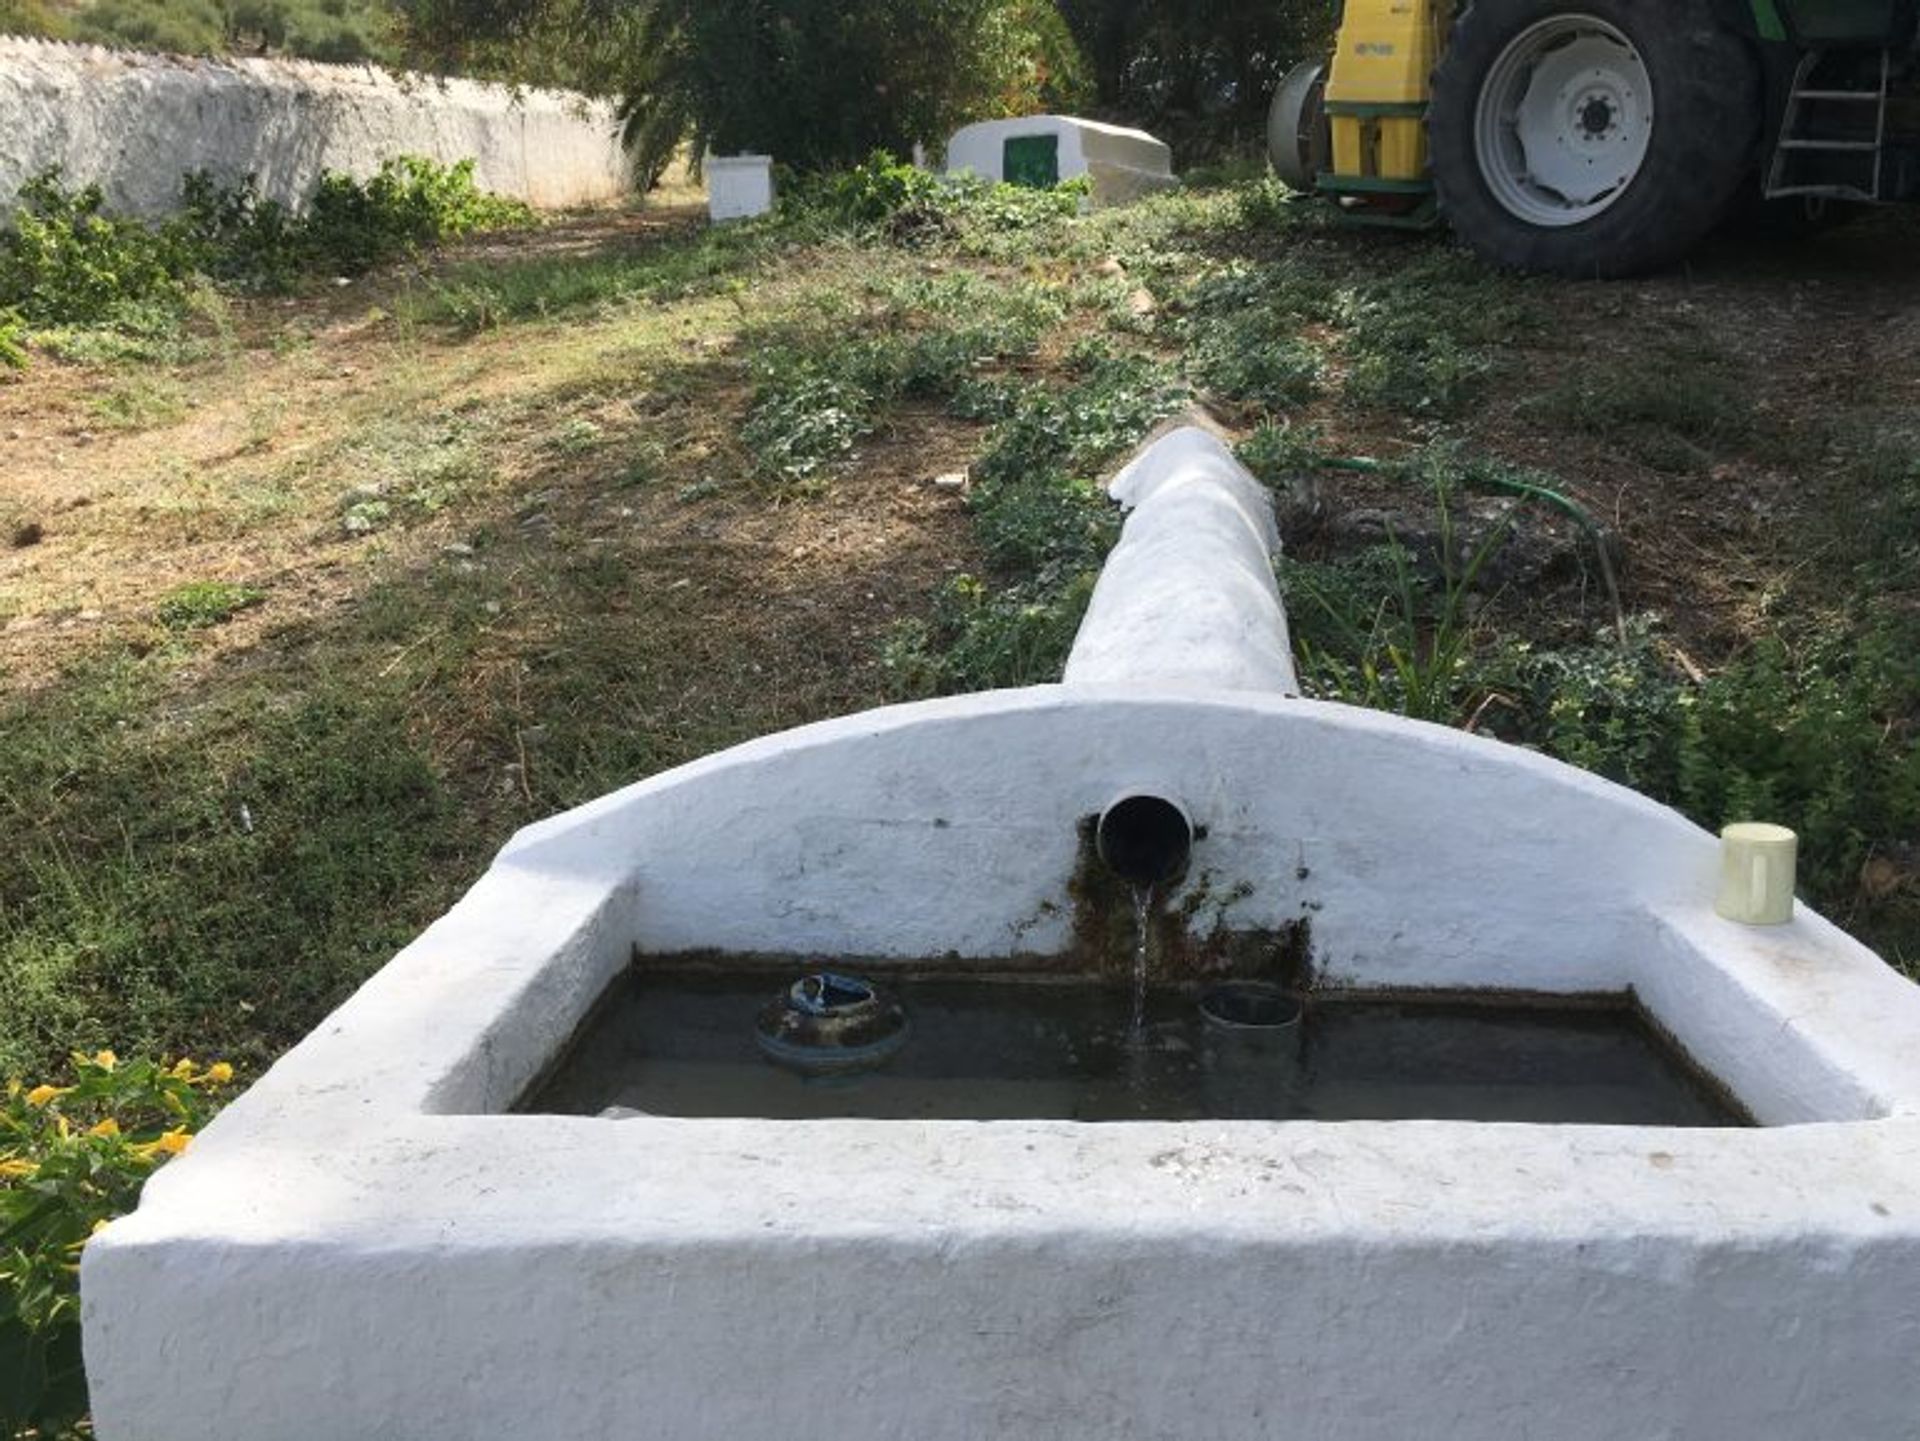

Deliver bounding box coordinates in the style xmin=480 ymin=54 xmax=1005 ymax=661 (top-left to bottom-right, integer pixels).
xmin=1313 ymin=453 xmax=1628 ymax=643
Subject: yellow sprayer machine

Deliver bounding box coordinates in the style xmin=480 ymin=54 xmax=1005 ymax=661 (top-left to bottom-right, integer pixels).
xmin=1270 ymin=0 xmax=1920 ymax=273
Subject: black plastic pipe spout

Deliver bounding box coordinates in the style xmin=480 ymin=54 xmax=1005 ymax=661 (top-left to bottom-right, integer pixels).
xmin=1096 ymin=792 xmax=1194 ymax=889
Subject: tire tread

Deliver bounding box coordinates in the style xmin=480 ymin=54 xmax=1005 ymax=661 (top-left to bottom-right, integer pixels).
xmin=1429 ymin=0 xmax=1761 ymax=276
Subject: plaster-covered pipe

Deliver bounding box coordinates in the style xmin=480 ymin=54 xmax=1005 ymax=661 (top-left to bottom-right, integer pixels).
xmin=1063 ymin=423 xmax=1299 ymax=695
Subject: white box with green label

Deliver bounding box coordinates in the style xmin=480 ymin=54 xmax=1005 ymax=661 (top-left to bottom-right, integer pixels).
xmin=945 ymin=115 xmax=1177 ymax=204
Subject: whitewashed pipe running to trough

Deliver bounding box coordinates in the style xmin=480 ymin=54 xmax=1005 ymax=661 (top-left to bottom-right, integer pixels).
xmin=1063 ymin=422 xmax=1300 ymax=696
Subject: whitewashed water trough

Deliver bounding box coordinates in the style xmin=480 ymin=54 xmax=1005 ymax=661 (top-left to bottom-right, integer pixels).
xmin=84 ymin=427 xmax=1920 ymax=1438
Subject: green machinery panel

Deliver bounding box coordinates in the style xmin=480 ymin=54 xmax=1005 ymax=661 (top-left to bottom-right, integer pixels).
xmin=1775 ymin=0 xmax=1908 ymax=42
xmin=1003 ymin=134 xmax=1061 ymax=189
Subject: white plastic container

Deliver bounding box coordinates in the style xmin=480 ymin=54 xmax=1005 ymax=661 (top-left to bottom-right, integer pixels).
xmin=1717 ymin=822 xmax=1799 ymax=925
xmin=707 ymin=154 xmax=774 ymax=222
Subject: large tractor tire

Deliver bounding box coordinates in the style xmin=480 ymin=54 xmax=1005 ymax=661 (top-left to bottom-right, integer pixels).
xmin=1269 ymin=60 xmax=1331 ymax=192
xmin=1429 ymin=0 xmax=1762 ymax=276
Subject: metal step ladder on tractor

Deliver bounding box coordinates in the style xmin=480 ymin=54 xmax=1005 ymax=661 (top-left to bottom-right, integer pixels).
xmin=1767 ymin=47 xmax=1895 ymax=201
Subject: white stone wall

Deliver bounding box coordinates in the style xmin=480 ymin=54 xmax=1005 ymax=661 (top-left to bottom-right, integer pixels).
xmin=0 ymin=36 xmax=631 ymax=217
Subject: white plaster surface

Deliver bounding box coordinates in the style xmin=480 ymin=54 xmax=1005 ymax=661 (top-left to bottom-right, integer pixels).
xmin=81 ymin=430 xmax=1920 ymax=1439
xmin=0 ymin=37 xmax=629 ymax=217
xmin=945 ymin=114 xmax=1177 ymax=205
xmin=1066 ymin=425 xmax=1299 ymax=694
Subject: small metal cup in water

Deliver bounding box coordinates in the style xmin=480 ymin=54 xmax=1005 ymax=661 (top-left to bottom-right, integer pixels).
xmin=1199 ymin=982 xmax=1305 ymax=1120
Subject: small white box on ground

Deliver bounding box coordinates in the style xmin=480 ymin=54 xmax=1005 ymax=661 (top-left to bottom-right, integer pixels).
xmin=707 ymin=154 xmax=774 ymax=222
xmin=945 ymin=115 xmax=1176 ymax=205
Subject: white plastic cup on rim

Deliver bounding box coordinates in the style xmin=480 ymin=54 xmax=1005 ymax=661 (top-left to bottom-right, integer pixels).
xmin=1716 ymin=823 xmax=1798 ymax=926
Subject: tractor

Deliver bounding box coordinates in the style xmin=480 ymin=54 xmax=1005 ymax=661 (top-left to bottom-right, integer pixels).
xmin=1269 ymin=0 xmax=1920 ymax=274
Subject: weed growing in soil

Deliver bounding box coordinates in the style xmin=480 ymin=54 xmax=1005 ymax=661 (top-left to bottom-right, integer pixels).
xmin=1529 ymin=349 xmax=1753 ymax=473
xmin=26 ymin=298 xmax=215 ymax=367
xmin=739 ymin=271 xmax=1064 ymax=485
xmin=965 ymin=355 xmax=1184 ymax=569
xmin=1335 ymin=250 xmax=1539 ymax=417
xmin=0 ymin=160 xmax=536 ymax=347
xmin=0 ymin=309 xmax=25 ymax=371
xmin=1822 ymin=413 xmax=1920 ymax=589
xmin=884 ymin=570 xmax=1100 ymax=695
xmin=0 ymin=661 xmax=449 ymax=1078
xmin=421 ymin=157 xmax=1086 ymax=335
xmin=1287 ymin=496 xmax=1515 ymax=723
xmin=741 ymin=374 xmax=870 ymax=484
xmin=794 ymin=151 xmax=1087 ymax=249
xmin=155 ymin=581 xmax=265 ymax=630
xmin=1287 ymin=535 xmax=1920 ymax=962
xmin=887 ymin=356 xmax=1187 ymax=695
xmin=423 ymin=221 xmax=765 ymax=330
xmin=88 ymin=374 xmax=190 ymax=432
xmin=1186 ymin=297 xmax=1323 ymax=413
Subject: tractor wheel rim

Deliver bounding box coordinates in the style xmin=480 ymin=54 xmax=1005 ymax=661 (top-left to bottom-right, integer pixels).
xmin=1474 ymin=15 xmax=1654 ymax=228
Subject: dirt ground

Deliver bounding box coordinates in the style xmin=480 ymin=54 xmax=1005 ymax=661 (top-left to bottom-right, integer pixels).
xmin=0 ymin=206 xmax=981 ymax=703
xmin=1282 ymin=212 xmax=1918 ymax=655
xmin=3 ymin=205 xmax=1917 ymax=693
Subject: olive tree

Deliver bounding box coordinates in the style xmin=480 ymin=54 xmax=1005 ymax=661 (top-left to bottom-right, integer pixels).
xmin=44 ymin=0 xmax=396 ymax=61
xmin=395 ymin=0 xmax=1088 ymax=184
xmin=0 ymin=0 xmax=75 ymax=39
xmin=1056 ymin=0 xmax=1335 ymax=153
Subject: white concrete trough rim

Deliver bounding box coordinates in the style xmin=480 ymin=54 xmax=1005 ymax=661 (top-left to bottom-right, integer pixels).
xmin=214 ymin=678 xmax=1918 ymax=1130
xmin=81 ymin=424 xmax=1920 ymax=1441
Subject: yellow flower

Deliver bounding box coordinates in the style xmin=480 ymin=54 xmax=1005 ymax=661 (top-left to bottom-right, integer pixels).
xmin=25 ymin=1084 xmax=66 ymax=1108
xmin=93 ymin=1050 xmax=118 ymax=1072
xmin=204 ymin=1062 xmax=234 ymax=1086
xmin=170 ymin=1059 xmax=196 ymax=1081
xmin=133 ymin=1129 xmax=192 ymax=1160
xmin=87 ymin=1117 xmax=121 ymax=1140
xmin=0 ymin=1156 xmax=34 ymax=1179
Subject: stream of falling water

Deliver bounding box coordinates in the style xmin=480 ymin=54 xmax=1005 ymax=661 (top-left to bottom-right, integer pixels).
xmin=1128 ymin=884 xmax=1154 ymax=1040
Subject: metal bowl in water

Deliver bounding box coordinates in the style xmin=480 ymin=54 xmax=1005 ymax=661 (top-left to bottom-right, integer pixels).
xmin=1199 ymin=982 xmax=1305 ymax=1120
xmin=754 ymin=973 xmax=910 ymax=1077
xmin=1200 ymin=982 xmax=1303 ymax=1032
